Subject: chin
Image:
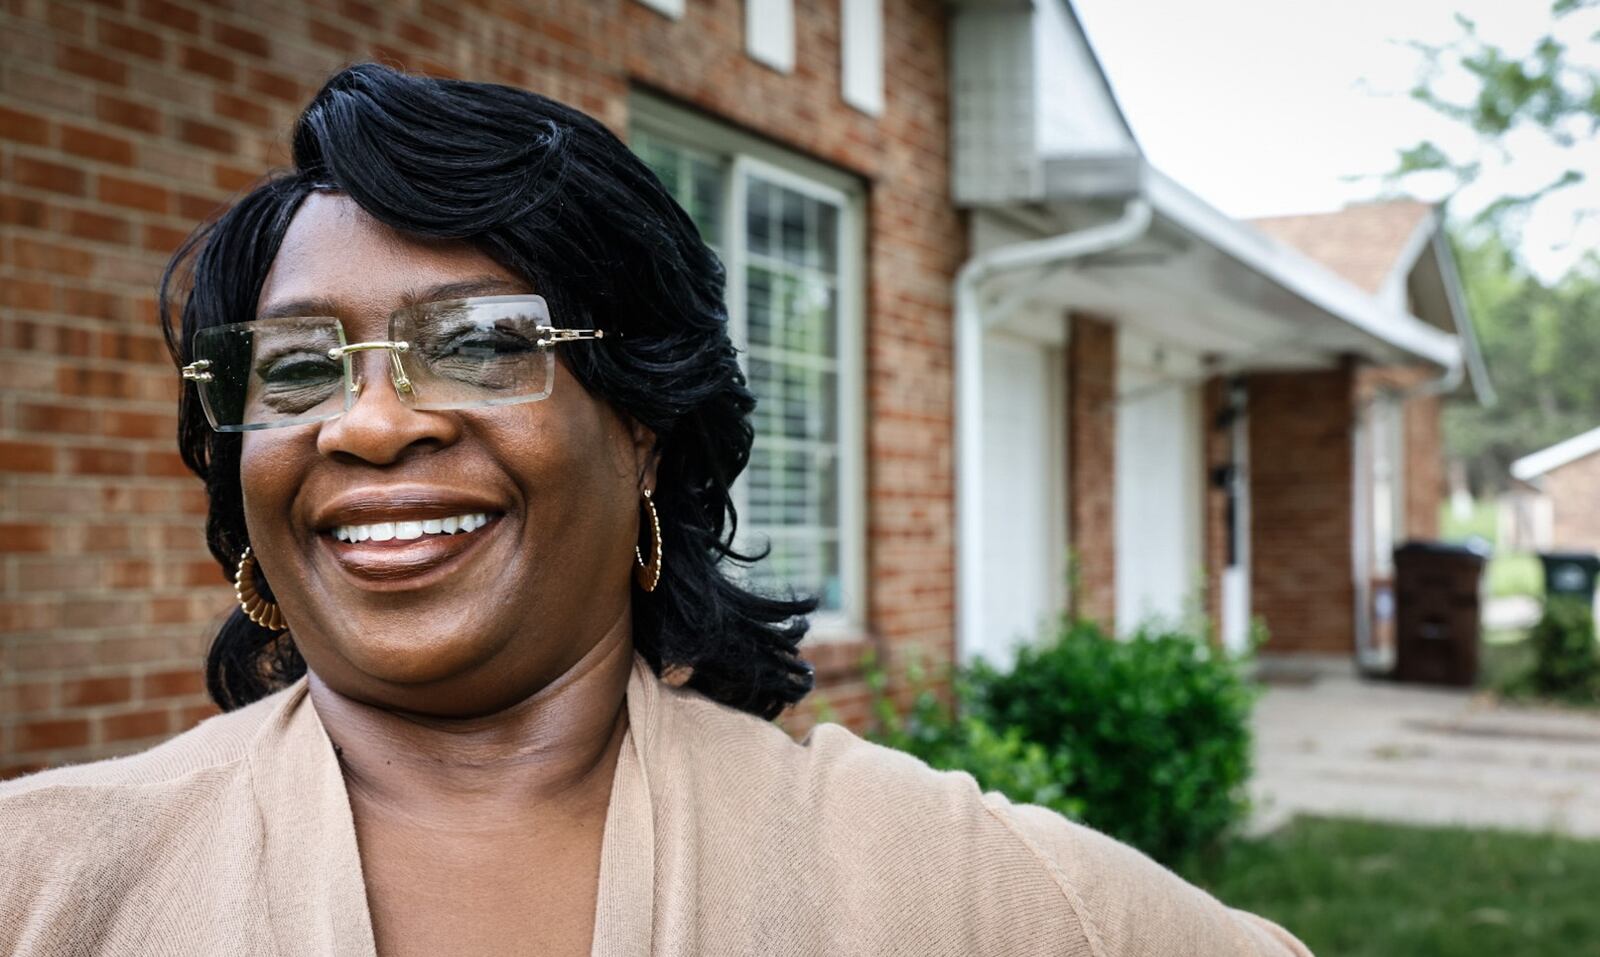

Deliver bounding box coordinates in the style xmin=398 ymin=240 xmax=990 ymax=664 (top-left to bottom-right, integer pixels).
xmin=326 ymin=619 xmax=509 ymax=691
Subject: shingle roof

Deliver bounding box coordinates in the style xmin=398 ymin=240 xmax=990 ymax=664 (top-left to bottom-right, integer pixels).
xmin=1249 ymin=200 xmax=1435 ymax=294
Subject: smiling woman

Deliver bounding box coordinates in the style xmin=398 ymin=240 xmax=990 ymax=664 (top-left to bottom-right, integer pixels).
xmin=0 ymin=65 xmax=1312 ymax=957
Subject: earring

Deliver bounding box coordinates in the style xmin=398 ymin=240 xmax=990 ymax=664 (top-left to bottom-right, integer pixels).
xmin=634 ymin=489 xmax=663 ymax=593
xmin=236 ymin=546 xmax=287 ymax=632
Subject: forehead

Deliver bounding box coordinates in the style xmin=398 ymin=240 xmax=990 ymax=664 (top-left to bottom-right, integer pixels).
xmin=257 ymin=192 xmax=528 ymax=324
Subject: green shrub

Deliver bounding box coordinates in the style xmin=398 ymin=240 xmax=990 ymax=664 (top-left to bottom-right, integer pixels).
xmin=967 ymin=619 xmax=1258 ymax=865
xmin=864 ymin=651 xmax=1083 ymax=822
xmin=1526 ymin=597 xmax=1600 ymax=703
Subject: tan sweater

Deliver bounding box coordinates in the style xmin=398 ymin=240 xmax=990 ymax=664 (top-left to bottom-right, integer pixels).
xmin=1 ymin=651 xmax=1312 ymax=956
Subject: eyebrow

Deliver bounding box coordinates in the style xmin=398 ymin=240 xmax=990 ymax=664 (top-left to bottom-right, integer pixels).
xmin=256 ymin=277 xmax=528 ymax=322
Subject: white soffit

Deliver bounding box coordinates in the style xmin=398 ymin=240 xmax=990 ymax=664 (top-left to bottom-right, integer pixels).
xmin=1143 ymin=168 xmax=1461 ymax=370
xmin=1512 ymin=426 xmax=1600 ymax=481
xmin=635 ymin=0 xmax=684 ymax=18
xmin=747 ymin=0 xmax=796 ymax=73
xmin=842 ymin=0 xmax=885 ymax=115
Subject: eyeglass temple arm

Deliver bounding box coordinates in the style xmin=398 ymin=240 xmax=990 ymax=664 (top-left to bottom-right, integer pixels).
xmin=538 ymin=328 xmax=605 ymax=347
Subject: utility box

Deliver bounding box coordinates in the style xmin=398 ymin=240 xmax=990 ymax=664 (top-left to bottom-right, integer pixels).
xmin=1393 ymin=541 xmax=1488 ymax=687
xmin=1538 ymin=552 xmax=1600 ymax=604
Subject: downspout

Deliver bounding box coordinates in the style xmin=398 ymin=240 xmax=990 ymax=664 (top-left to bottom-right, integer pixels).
xmin=954 ymin=198 xmax=1153 ymax=663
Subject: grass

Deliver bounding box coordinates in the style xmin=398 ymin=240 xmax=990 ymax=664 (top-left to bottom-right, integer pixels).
xmin=1186 ymin=816 xmax=1600 ymax=957
xmin=1488 ymin=552 xmax=1543 ymax=599
xmin=1479 ymin=633 xmax=1535 ymax=693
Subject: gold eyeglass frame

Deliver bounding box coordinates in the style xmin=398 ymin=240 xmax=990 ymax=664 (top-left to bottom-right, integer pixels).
xmin=180 ymin=294 xmax=605 ymax=432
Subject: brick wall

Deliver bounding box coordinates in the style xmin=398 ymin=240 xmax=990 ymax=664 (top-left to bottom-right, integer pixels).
xmin=1 ymin=0 xmax=960 ymax=774
xmin=1542 ymin=454 xmax=1600 ymax=552
xmin=1247 ymin=366 xmax=1357 ymax=654
xmin=1066 ymin=312 xmax=1115 ymax=627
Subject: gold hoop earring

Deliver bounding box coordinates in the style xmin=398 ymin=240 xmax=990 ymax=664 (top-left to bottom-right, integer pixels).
xmin=235 ymin=547 xmax=287 ymax=632
xmin=634 ymin=489 xmax=663 ymax=593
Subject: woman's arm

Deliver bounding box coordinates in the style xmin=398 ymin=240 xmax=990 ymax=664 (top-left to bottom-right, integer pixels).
xmin=984 ymin=796 xmax=1315 ymax=956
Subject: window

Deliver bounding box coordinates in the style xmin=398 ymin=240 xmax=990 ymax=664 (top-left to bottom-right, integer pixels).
xmin=630 ymin=99 xmax=866 ymax=635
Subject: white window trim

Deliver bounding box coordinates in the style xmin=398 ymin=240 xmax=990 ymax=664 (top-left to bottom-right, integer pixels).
xmin=630 ymin=94 xmax=869 ymax=641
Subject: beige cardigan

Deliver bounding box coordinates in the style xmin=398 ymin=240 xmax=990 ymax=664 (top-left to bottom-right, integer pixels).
xmin=1 ymin=651 xmax=1311 ymax=956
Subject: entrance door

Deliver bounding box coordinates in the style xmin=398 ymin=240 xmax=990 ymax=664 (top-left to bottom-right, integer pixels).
xmin=1115 ymin=359 xmax=1203 ymax=633
xmin=975 ymin=333 xmax=1066 ymax=669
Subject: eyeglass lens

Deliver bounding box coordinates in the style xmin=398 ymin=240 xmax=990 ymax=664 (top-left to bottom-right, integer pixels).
xmin=188 ymin=297 xmax=561 ymax=432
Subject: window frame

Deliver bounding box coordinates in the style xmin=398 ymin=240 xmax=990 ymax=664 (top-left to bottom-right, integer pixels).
xmin=629 ymin=94 xmax=869 ymax=640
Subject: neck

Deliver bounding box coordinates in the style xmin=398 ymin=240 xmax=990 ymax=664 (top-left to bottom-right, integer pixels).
xmin=307 ymin=620 xmax=635 ymax=827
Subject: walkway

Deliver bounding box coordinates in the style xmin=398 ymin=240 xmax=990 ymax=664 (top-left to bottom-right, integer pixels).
xmin=1250 ymin=658 xmax=1600 ymax=838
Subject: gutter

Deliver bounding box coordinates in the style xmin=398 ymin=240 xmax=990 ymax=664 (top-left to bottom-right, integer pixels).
xmin=954 ymin=197 xmax=1153 ymax=662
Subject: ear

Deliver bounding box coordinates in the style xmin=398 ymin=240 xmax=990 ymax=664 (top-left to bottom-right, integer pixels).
xmin=630 ymin=417 xmax=661 ymax=492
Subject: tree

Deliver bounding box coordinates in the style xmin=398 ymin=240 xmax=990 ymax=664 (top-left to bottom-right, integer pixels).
xmin=1393 ymin=2 xmax=1600 ymax=491
xmin=1394 ymin=2 xmax=1600 ymax=237
xmin=1445 ymin=232 xmax=1600 ymax=492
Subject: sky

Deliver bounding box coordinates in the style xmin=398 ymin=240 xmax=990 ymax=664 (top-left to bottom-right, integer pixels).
xmin=1071 ymin=0 xmax=1600 ymax=282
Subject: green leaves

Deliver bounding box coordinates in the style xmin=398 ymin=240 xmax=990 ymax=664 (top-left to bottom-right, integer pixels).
xmin=1390 ymin=8 xmax=1599 ymax=231
xmin=1445 ymin=228 xmax=1600 ymax=491
xmin=865 ymin=618 xmax=1259 ymax=867
xmin=1525 ymin=596 xmax=1600 ymax=703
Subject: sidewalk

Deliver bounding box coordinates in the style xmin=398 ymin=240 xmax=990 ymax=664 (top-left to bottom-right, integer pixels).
xmin=1250 ymin=658 xmax=1600 ymax=838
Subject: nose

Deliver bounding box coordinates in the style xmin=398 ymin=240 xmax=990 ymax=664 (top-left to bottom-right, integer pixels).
xmin=316 ymin=348 xmax=460 ymax=465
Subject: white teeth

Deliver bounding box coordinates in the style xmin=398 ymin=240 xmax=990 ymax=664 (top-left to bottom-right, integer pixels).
xmin=333 ymin=512 xmax=492 ymax=543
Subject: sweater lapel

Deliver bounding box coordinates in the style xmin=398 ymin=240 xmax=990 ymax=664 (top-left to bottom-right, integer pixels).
xmin=591 ymin=653 xmax=659 ymax=957
xmin=247 ymin=675 xmax=380 ymax=957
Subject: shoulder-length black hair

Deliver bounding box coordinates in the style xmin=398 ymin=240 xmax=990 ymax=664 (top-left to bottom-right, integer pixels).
xmin=161 ymin=63 xmax=817 ymax=720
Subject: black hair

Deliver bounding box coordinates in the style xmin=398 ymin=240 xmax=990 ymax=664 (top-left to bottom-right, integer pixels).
xmin=160 ymin=63 xmax=818 ymax=720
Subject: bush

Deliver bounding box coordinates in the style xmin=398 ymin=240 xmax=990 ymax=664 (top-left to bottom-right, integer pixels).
xmin=864 ymin=619 xmax=1259 ymax=867
xmin=1526 ymin=597 xmax=1600 ymax=703
xmin=967 ymin=619 xmax=1257 ymax=865
xmin=863 ymin=651 xmax=1083 ymax=822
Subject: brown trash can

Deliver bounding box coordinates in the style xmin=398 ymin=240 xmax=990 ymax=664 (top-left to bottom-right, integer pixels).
xmin=1393 ymin=541 xmax=1488 ymax=687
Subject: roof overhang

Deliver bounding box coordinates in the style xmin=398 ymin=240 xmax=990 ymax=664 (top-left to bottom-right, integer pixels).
xmin=971 ymin=158 xmax=1465 ymax=375
xmin=1511 ymin=426 xmax=1600 ymax=482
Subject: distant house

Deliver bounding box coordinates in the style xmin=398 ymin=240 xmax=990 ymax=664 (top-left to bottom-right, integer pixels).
xmin=1246 ymin=202 xmax=1493 ymax=666
xmin=1510 ymin=428 xmax=1600 ymax=553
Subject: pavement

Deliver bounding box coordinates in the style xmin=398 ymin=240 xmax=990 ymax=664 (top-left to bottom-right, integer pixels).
xmin=1483 ymin=594 xmax=1541 ymax=632
xmin=1249 ymin=656 xmax=1600 ymax=838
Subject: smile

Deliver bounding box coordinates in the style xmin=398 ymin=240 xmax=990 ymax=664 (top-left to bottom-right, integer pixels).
xmin=333 ymin=512 xmax=490 ymax=543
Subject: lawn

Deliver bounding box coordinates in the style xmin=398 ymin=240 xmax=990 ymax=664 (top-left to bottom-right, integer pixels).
xmin=1186 ymin=816 xmax=1600 ymax=957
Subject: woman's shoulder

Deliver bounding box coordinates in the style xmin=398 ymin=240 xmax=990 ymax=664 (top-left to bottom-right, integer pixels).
xmin=0 ymin=681 xmax=295 ymax=800
xmin=648 ymin=683 xmax=1313 ymax=955
xmin=0 ymin=683 xmax=297 ymax=885
xmin=648 ymin=682 xmax=1059 ymax=867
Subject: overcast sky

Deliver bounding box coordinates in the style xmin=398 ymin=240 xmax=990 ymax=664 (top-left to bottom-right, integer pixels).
xmin=1071 ymin=0 xmax=1599 ymax=282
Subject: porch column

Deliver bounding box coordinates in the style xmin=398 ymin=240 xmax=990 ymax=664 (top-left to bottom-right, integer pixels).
xmin=1067 ymin=312 xmax=1117 ymax=627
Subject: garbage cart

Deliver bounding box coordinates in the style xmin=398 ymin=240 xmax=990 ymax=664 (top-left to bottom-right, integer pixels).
xmin=1538 ymin=552 xmax=1600 ymax=605
xmin=1393 ymin=541 xmax=1488 ymax=687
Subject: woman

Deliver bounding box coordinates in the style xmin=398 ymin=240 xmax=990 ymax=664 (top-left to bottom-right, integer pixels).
xmin=0 ymin=65 xmax=1310 ymax=956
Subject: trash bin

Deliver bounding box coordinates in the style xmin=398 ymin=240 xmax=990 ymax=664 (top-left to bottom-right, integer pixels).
xmin=1538 ymin=552 xmax=1600 ymax=604
xmin=1393 ymin=541 xmax=1488 ymax=687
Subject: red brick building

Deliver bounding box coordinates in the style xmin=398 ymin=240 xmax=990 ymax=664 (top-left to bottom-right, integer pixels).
xmin=0 ymin=0 xmax=1485 ymax=778
xmin=1511 ymin=427 xmax=1600 ymax=553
